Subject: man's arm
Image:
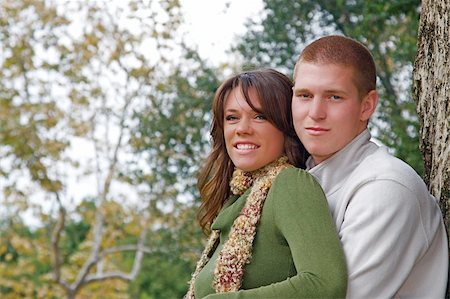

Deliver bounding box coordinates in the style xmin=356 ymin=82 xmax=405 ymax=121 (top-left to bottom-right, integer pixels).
xmin=341 ymin=179 xmax=431 ymax=298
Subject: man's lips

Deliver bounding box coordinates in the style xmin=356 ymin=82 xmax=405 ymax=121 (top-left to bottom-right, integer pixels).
xmin=305 ymin=127 xmax=330 ymax=136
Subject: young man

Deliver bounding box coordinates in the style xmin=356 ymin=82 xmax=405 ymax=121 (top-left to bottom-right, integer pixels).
xmin=292 ymin=35 xmax=448 ymax=298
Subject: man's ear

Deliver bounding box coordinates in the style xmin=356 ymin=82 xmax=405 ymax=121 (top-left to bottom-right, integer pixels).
xmin=360 ymin=90 xmax=378 ymax=121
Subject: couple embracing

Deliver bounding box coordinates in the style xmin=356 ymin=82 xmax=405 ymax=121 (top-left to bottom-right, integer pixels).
xmin=186 ymin=35 xmax=448 ymax=299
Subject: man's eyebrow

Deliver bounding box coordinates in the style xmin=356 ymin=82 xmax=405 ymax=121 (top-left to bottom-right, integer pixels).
xmin=323 ymin=89 xmax=347 ymax=95
xmin=292 ymin=88 xmax=347 ymax=94
xmin=292 ymin=87 xmax=310 ymax=92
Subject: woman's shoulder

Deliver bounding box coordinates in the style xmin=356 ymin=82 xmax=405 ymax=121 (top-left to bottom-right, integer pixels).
xmin=276 ymin=167 xmax=320 ymax=184
xmin=272 ymin=167 xmax=325 ymax=197
xmin=266 ymin=167 xmax=328 ymax=217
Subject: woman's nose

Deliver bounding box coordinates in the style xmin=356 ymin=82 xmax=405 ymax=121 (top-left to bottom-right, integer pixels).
xmin=236 ymin=118 xmax=253 ymax=135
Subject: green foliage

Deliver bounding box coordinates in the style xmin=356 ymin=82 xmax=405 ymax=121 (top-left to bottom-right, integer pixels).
xmin=60 ymin=220 xmax=91 ymax=261
xmin=0 ymin=218 xmax=64 ymax=298
xmin=128 ymin=48 xmax=220 ymax=297
xmin=129 ymin=207 xmax=205 ymax=298
xmin=0 ymin=0 xmax=212 ymax=298
xmin=130 ymin=253 xmax=194 ymax=299
xmin=236 ymin=0 xmax=424 ymax=174
xmin=0 ymin=0 xmax=68 ymax=191
xmin=132 ymin=47 xmax=220 ymax=202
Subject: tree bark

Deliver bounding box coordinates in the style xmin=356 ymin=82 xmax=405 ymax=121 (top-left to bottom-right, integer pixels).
xmin=413 ymin=0 xmax=450 ymax=296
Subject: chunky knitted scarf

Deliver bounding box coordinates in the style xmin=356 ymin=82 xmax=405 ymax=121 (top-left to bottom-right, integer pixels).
xmin=185 ymin=156 xmax=292 ymax=298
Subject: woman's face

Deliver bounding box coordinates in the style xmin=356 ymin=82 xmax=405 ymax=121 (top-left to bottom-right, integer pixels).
xmin=223 ymin=87 xmax=285 ymax=172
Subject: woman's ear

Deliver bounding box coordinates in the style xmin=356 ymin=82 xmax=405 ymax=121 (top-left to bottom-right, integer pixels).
xmin=360 ymin=90 xmax=378 ymax=121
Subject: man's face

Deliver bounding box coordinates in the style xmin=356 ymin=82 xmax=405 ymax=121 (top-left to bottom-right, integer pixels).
xmin=292 ymin=62 xmax=376 ymax=164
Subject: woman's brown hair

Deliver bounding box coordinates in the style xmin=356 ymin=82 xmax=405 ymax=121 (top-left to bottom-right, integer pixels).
xmin=197 ymin=69 xmax=308 ymax=232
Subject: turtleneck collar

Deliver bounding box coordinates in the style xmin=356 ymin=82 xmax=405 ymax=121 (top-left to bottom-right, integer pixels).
xmin=306 ymin=129 xmax=378 ymax=197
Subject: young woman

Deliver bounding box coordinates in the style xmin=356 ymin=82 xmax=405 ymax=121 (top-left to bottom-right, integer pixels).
xmin=186 ymin=69 xmax=347 ymax=298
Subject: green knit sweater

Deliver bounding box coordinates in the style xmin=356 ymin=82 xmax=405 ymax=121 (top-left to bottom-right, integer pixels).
xmin=194 ymin=168 xmax=347 ymax=298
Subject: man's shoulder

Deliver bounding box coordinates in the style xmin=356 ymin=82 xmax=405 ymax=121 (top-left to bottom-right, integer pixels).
xmin=341 ymin=146 xmax=444 ymax=244
xmin=342 ymin=146 xmax=439 ymax=216
xmin=350 ymin=146 xmax=422 ymax=186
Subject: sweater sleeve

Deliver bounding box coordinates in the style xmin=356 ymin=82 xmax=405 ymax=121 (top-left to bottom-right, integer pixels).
xmin=203 ymin=168 xmax=347 ymax=299
xmin=340 ymin=179 xmax=436 ymax=298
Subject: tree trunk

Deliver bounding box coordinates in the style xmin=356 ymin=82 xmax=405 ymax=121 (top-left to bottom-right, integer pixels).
xmin=413 ymin=0 xmax=450 ymax=296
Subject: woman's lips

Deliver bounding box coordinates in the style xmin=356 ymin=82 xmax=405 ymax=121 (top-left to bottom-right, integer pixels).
xmin=234 ymin=142 xmax=260 ymax=152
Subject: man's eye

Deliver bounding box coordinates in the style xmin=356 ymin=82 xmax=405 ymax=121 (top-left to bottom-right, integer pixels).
xmin=330 ymin=95 xmax=342 ymax=101
xmin=296 ymin=93 xmax=311 ymax=100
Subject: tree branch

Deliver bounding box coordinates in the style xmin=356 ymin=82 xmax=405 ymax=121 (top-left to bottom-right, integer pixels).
xmin=100 ymin=244 xmax=154 ymax=257
xmin=51 ymin=192 xmax=71 ymax=290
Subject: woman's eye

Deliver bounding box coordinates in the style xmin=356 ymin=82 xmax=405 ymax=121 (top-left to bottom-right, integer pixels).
xmin=255 ymin=114 xmax=267 ymax=120
xmin=225 ymin=115 xmax=237 ymax=121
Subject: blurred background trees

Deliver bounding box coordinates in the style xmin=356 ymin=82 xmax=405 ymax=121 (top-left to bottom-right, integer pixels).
xmin=1 ymin=0 xmax=447 ymax=298
xmin=0 ymin=1 xmax=213 ymax=297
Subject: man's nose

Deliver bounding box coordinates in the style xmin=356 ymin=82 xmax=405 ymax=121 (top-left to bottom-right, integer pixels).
xmin=308 ymin=98 xmax=326 ymax=120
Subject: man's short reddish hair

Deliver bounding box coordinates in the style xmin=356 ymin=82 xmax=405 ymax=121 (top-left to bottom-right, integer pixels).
xmin=294 ymin=35 xmax=377 ymax=98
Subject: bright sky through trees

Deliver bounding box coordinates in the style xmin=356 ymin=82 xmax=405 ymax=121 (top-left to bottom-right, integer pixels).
xmin=180 ymin=0 xmax=263 ymax=65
